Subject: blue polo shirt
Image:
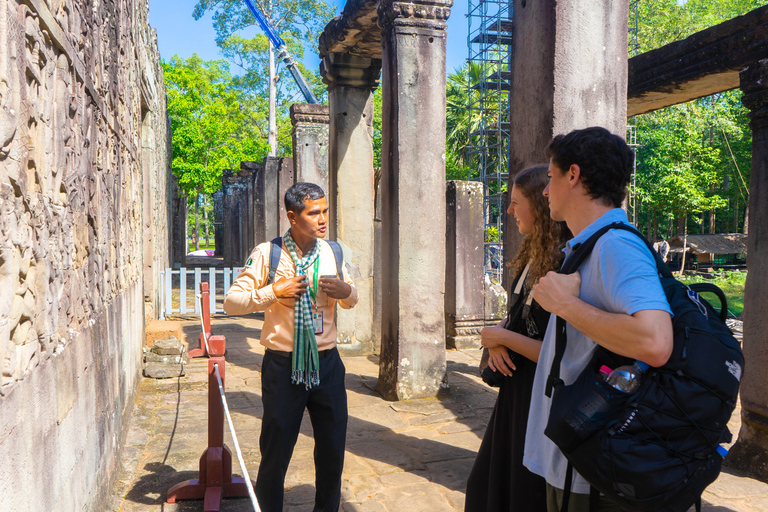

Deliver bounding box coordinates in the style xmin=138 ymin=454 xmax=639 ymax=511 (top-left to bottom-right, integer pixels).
xmin=523 ymin=208 xmax=672 ymax=494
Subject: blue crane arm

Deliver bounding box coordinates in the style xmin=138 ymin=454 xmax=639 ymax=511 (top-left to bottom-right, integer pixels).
xmin=242 ymin=0 xmax=318 ymax=104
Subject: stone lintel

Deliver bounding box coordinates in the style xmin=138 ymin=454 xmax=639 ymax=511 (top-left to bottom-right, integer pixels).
xmin=628 ymin=5 xmax=768 ymax=117
xmin=319 ymin=0 xmax=382 ymax=59
xmin=290 ymin=103 xmax=330 ymax=126
xmin=377 ymin=0 xmax=453 ymax=33
xmin=320 ymin=53 xmax=383 ymax=90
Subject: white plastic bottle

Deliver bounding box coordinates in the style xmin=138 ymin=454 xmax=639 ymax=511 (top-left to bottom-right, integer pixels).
xmin=606 ymin=361 xmax=649 ymax=393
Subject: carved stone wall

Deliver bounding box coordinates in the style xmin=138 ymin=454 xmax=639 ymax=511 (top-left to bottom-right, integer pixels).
xmin=0 ymin=0 xmax=170 ymax=510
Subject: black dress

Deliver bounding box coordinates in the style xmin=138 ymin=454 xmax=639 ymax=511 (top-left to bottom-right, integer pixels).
xmin=465 ymin=269 xmax=549 ymax=512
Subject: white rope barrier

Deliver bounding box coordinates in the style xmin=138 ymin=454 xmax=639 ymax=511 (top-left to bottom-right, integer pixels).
xmin=197 ymin=293 xmax=260 ymax=512
xmin=213 ymin=363 xmax=260 ymax=511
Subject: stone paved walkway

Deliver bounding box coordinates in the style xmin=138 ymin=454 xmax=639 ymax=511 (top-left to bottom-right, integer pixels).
xmin=109 ymin=315 xmax=768 ymax=512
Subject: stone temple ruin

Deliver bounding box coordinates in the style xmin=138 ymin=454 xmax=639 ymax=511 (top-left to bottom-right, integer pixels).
xmin=0 ymin=0 xmax=170 ymax=509
xmin=1 ymin=0 xmax=768 ymax=509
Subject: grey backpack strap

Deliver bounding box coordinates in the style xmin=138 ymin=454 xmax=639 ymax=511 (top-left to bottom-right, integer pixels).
xmin=268 ymin=237 xmax=282 ymax=284
xmin=326 ymin=240 xmax=344 ymax=278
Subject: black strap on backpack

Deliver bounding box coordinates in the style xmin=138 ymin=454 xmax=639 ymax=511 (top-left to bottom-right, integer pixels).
xmin=266 ymin=237 xmax=344 ymax=284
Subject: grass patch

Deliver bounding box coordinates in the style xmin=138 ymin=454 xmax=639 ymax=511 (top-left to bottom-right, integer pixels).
xmin=678 ymin=270 xmax=746 ymax=318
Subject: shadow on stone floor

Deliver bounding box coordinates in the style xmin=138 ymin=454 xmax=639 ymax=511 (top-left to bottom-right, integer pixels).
xmin=123 ymin=462 xmax=196 ymax=506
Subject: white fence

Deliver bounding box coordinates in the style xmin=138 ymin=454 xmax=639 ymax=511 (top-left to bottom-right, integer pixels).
xmin=159 ymin=267 xmax=243 ymax=319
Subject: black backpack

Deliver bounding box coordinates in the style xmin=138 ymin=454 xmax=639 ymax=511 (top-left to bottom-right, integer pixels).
xmin=544 ymin=222 xmax=743 ymax=512
xmin=266 ymin=237 xmax=344 ymax=284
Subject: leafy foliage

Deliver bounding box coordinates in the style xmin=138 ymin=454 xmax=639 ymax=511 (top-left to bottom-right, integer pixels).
xmin=163 ymin=54 xmax=268 ymax=199
xmin=630 ymin=1 xmax=766 ymax=238
xmin=192 ymin=0 xmax=337 ymax=154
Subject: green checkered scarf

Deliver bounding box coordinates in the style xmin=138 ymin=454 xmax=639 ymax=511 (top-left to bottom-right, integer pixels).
xmin=283 ymin=230 xmax=321 ymax=389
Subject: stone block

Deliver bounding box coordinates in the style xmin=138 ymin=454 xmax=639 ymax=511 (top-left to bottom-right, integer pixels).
xmin=143 ymin=362 xmax=186 ymax=379
xmin=144 ymin=350 xmax=190 ymax=364
xmin=145 ymin=320 xmax=182 ymax=348
xmin=150 ymin=336 xmax=184 ymax=355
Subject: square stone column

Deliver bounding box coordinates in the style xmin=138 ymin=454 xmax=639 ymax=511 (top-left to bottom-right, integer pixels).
xmin=445 ymin=181 xmax=486 ymax=349
xmin=503 ymin=0 xmax=628 ymax=286
xmin=213 ymin=189 xmax=223 ymax=256
xmin=259 ymin=156 xmax=294 ymax=240
xmin=241 ymin=160 xmax=264 ymax=249
xmin=375 ymin=0 xmax=453 ymax=401
xmin=727 ymin=60 xmax=768 ymax=481
xmin=290 ymin=104 xmax=330 ymax=191
xmin=222 ymin=169 xmax=251 ymax=266
xmin=321 ymin=52 xmax=382 ymax=356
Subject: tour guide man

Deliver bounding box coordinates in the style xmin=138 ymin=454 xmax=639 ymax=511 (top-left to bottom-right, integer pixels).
xmin=224 ymin=182 xmax=358 ymax=512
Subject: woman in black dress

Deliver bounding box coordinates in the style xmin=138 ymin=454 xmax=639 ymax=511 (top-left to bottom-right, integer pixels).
xmin=465 ymin=165 xmax=571 ymax=512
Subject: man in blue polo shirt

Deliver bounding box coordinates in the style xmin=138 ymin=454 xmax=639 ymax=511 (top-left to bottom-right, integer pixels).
xmin=524 ymin=127 xmax=674 ymax=512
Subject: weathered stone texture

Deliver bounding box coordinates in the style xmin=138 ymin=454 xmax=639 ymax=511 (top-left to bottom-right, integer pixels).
xmin=0 ymin=0 xmax=169 ymax=510
xmin=504 ymin=0 xmax=628 ymax=286
xmin=291 ymin=103 xmax=330 ymax=192
xmin=322 ymin=53 xmax=381 ymax=356
xmin=445 ymin=181 xmax=485 ymax=349
xmin=376 ymin=0 xmax=453 ymax=401
xmin=728 ymin=59 xmax=768 ymax=482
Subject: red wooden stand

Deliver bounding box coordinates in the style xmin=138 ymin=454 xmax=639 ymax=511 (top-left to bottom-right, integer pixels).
xmin=188 ymin=282 xmax=213 ymax=358
xmin=167 ymin=285 xmax=255 ymax=511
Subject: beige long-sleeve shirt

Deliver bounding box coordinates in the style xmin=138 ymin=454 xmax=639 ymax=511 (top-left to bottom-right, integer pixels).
xmin=223 ymin=240 xmax=358 ymax=352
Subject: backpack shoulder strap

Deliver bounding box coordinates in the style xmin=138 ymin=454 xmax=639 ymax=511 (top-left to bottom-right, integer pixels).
xmin=546 ymin=222 xmax=641 ymax=397
xmin=545 ymin=221 xmax=672 ymax=397
xmin=267 ymin=237 xmax=282 ymax=284
xmin=325 ymin=240 xmax=344 ymax=278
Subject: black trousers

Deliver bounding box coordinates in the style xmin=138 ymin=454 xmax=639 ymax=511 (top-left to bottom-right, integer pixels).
xmin=255 ymin=347 xmax=348 ymax=512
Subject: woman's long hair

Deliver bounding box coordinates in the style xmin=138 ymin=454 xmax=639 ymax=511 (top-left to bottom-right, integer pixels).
xmin=510 ymin=165 xmax=572 ymax=286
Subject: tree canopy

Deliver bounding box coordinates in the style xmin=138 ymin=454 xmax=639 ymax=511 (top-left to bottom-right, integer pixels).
xmin=192 ymin=0 xmax=337 ymax=154
xmin=630 ymin=0 xmax=765 ymax=238
xmin=163 ymin=54 xmax=268 ymax=199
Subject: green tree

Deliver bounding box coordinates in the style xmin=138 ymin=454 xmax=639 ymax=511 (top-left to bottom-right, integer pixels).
xmin=164 ymin=54 xmax=268 ymax=250
xmin=445 ymin=62 xmax=487 ymax=181
xmin=193 ymin=0 xmax=336 ymax=155
xmin=635 ymin=0 xmax=768 ymax=52
xmin=630 ymin=1 xmax=763 ymax=240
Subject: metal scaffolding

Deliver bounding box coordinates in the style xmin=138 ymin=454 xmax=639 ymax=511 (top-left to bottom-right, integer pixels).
xmin=627 ymin=0 xmax=641 ymax=225
xmin=467 ymin=0 xmax=512 ymax=282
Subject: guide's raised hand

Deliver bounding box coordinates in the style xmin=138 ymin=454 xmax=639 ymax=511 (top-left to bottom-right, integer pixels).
xmin=319 ymin=277 xmax=351 ymax=300
xmin=273 ymin=275 xmax=309 ymax=299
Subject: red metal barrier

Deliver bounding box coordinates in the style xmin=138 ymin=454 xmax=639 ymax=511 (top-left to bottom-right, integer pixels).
xmin=167 ymin=285 xmax=255 ymax=511
xmin=189 ymin=282 xmax=213 ymax=358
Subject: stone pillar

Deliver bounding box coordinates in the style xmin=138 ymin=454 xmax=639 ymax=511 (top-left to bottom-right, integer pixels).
xmin=221 ymin=169 xmax=252 ymax=266
xmin=213 ymin=189 xmax=224 ymax=256
xmin=503 ymin=0 xmax=628 ymax=286
xmin=445 ymin=181 xmax=485 ymax=349
xmin=728 ymin=60 xmax=768 ymax=480
xmin=321 ymin=52 xmax=382 ymax=355
xmin=170 ymin=175 xmax=187 ymax=268
xmin=241 ymin=160 xmax=264 ymax=250
xmin=376 ymin=0 xmax=453 ymax=401
xmin=260 ymin=156 xmax=294 ymax=240
xmin=290 ymin=104 xmax=330 ymax=191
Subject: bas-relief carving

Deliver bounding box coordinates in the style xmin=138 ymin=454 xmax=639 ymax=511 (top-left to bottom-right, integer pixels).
xmin=0 ymin=0 xmax=169 ymax=392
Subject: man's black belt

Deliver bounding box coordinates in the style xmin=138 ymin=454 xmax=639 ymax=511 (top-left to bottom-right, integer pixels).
xmin=266 ymin=347 xmax=335 ymax=359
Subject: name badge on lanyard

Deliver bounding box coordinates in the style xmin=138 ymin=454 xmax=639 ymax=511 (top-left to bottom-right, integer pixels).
xmin=312 ymin=311 xmax=323 ymax=335
xmin=309 ymin=257 xmax=323 ymax=335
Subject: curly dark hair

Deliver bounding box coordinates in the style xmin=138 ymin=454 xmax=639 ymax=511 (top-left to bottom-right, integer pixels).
xmin=510 ymin=165 xmax=572 ymax=286
xmin=545 ymin=126 xmax=634 ymax=208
